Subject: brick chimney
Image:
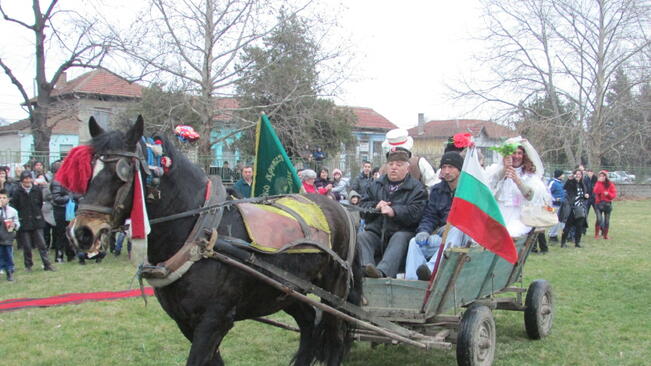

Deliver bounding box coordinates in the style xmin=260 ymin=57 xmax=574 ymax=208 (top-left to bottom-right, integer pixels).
xmin=55 ymin=72 xmax=67 ymax=88
xmin=417 ymin=113 xmax=425 ymax=135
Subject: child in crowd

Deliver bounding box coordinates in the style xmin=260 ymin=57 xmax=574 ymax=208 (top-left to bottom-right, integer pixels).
xmin=347 ymin=190 xmax=364 ymax=232
xmin=0 ymin=189 xmax=20 ymax=281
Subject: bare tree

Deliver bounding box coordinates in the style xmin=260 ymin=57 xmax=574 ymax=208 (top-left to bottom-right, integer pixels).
xmin=453 ymin=0 xmax=651 ymax=167
xmin=0 ymin=0 xmax=110 ymax=160
xmin=107 ymin=0 xmax=353 ymax=169
xmin=107 ymin=0 xmax=285 ymax=165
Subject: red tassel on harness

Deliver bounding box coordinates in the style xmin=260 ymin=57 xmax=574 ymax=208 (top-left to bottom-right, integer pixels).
xmin=55 ymin=145 xmax=94 ymax=194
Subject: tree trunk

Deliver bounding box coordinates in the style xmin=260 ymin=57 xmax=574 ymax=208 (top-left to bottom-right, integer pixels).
xmin=32 ymin=0 xmax=53 ymax=163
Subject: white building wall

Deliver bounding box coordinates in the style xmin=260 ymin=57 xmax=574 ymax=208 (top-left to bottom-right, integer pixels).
xmin=19 ymin=133 xmax=79 ymax=163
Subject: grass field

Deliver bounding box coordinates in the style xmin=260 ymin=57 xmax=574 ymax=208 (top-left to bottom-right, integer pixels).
xmin=0 ymin=199 xmax=649 ymax=365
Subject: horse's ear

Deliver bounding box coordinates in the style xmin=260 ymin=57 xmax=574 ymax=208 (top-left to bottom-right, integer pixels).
xmin=126 ymin=115 xmax=144 ymax=147
xmin=89 ymin=117 xmax=105 ymax=138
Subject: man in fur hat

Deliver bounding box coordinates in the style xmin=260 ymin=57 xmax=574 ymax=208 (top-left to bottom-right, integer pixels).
xmin=381 ymin=129 xmax=437 ymax=190
xmin=357 ymin=147 xmax=427 ymax=278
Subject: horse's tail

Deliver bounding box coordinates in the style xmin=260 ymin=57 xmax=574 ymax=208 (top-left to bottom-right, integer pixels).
xmin=313 ymin=235 xmax=364 ymax=366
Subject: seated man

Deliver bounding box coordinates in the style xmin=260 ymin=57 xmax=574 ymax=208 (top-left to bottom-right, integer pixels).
xmin=380 ymin=128 xmax=438 ymax=191
xmin=358 ymin=147 xmax=427 ymax=278
xmin=405 ymin=152 xmax=464 ymax=281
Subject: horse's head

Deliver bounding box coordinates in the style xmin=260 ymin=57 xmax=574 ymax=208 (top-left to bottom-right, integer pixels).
xmin=68 ymin=116 xmax=144 ymax=254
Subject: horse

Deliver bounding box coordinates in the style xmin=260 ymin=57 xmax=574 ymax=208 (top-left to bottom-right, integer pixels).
xmin=67 ymin=116 xmax=363 ymax=366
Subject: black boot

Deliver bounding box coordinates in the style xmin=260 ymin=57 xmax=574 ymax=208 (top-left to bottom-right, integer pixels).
xmin=416 ymin=264 xmax=432 ymax=281
xmin=575 ymin=231 xmax=583 ymax=248
xmin=94 ymin=252 xmax=106 ymax=263
xmin=561 ymin=231 xmax=568 ymax=248
xmin=538 ymin=235 xmax=549 ymax=254
xmin=6 ymin=270 xmax=14 ymax=281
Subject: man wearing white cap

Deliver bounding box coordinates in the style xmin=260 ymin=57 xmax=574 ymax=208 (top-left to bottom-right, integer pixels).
xmin=381 ymin=129 xmax=437 ymax=190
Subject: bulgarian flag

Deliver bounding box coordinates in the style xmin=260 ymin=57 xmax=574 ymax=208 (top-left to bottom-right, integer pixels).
xmin=447 ymin=147 xmax=517 ymax=264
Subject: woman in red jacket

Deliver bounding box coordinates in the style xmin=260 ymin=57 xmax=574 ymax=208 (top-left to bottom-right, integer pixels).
xmin=593 ymin=170 xmax=617 ymax=239
xmin=301 ymin=169 xmax=332 ymax=195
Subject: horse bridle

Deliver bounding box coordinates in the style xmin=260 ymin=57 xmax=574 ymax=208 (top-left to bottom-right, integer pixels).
xmin=77 ymin=146 xmax=151 ymax=229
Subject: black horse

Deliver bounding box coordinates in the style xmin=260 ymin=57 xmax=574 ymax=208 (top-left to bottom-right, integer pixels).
xmin=69 ymin=116 xmax=362 ymax=366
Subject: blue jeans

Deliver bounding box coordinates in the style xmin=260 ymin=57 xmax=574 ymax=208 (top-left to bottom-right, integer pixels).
xmin=405 ymin=234 xmax=443 ymax=280
xmin=0 ymin=245 xmax=15 ymax=273
xmin=114 ymin=232 xmax=131 ymax=256
xmin=404 ymin=227 xmax=470 ymax=280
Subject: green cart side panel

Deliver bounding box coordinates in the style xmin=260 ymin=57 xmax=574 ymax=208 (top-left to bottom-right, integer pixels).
xmin=363 ymin=277 xmax=429 ymax=311
xmin=424 ymin=234 xmax=533 ymax=317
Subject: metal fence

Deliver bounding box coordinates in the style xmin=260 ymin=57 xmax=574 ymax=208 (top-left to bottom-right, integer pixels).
xmin=0 ymin=151 xmax=69 ymax=167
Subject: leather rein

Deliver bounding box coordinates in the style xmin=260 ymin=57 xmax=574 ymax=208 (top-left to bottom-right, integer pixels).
xmin=79 ymin=146 xmax=356 ymax=292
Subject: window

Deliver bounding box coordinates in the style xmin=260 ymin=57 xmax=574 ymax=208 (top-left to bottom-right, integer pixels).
xmin=372 ymin=141 xmax=383 ymax=156
xmin=59 ymin=144 xmax=73 ymax=160
xmin=91 ymin=108 xmax=111 ymax=127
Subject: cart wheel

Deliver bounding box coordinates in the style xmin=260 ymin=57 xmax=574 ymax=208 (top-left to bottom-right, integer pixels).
xmin=524 ymin=279 xmax=554 ymax=339
xmin=456 ymin=304 xmax=496 ymax=366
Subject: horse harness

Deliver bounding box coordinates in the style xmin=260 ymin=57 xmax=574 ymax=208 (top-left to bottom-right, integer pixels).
xmin=79 ymin=142 xmax=357 ymax=293
xmin=140 ymin=186 xmax=356 ymax=293
xmin=77 ymin=144 xmax=153 ymax=228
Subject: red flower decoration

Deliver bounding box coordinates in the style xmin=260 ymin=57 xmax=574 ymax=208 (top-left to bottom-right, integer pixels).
xmin=452 ymin=133 xmax=474 ymax=148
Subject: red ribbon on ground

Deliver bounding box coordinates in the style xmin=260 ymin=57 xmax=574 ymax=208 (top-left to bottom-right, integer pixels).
xmin=0 ymin=288 xmax=155 ymax=313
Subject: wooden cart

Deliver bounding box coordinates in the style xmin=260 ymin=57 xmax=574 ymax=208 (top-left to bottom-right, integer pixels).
xmin=356 ymin=230 xmax=554 ymax=366
xmin=211 ymin=229 xmax=553 ymax=366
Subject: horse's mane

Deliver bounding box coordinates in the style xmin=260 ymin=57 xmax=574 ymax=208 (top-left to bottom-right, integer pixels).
xmin=157 ymin=136 xmax=206 ymax=185
xmin=91 ymin=130 xmax=129 ymax=154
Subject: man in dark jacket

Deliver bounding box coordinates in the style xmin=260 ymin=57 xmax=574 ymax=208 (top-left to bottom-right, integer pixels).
xmin=11 ymin=171 xmax=55 ymax=271
xmin=404 ymin=152 xmax=463 ymax=280
xmin=50 ymin=178 xmax=73 ymax=262
xmin=349 ymin=160 xmax=373 ymax=198
xmin=233 ymin=165 xmax=253 ymax=198
xmin=357 ymin=148 xmax=427 ymax=278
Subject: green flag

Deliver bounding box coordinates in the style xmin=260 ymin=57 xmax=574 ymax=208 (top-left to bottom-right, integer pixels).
xmin=252 ymin=113 xmax=302 ymax=197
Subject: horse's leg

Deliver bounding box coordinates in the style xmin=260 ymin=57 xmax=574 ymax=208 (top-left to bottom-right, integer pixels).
xmin=186 ymin=305 xmax=236 ymax=366
xmin=284 ymin=301 xmax=318 ymax=366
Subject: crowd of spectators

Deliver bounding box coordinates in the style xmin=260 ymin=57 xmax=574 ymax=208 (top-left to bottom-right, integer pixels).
xmin=0 ymin=129 xmax=620 ymax=284
xmin=289 ymin=130 xmax=619 ymax=281
xmin=0 ymin=160 xmax=111 ymax=282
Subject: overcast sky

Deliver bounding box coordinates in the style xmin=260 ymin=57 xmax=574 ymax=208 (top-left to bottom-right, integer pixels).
xmin=0 ymin=1 xmax=488 ymax=129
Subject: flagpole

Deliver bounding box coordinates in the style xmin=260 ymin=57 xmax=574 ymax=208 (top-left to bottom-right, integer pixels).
xmin=420 ymin=223 xmax=451 ymax=312
xmin=250 ymin=113 xmax=264 ymax=198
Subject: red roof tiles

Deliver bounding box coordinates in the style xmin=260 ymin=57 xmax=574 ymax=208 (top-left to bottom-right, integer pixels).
xmin=407 ymin=119 xmax=517 ymax=139
xmin=349 ymin=107 xmax=398 ymax=130
xmin=52 ymin=68 xmax=142 ymax=99
xmin=212 ymin=97 xmax=239 ymax=121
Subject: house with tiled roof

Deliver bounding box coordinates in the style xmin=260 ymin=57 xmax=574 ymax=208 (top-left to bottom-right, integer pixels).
xmin=206 ymin=101 xmax=397 ymax=172
xmin=45 ymin=68 xmax=143 ymax=142
xmin=347 ymin=106 xmax=398 ymax=166
xmin=407 ymin=116 xmax=518 ymax=165
xmin=0 ymin=68 xmax=143 ymax=165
